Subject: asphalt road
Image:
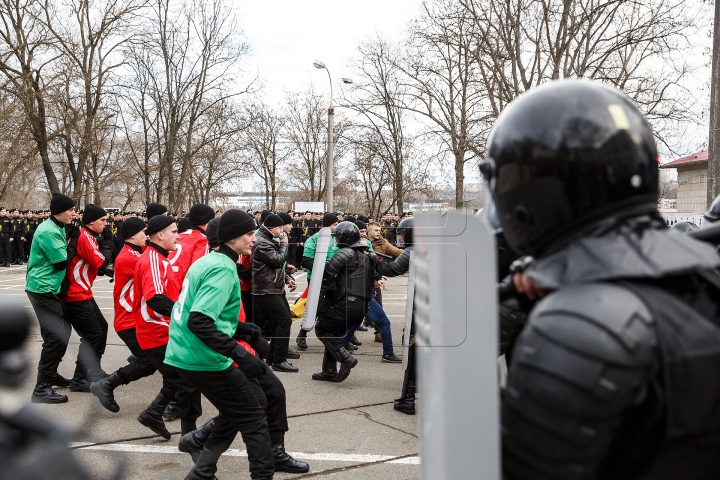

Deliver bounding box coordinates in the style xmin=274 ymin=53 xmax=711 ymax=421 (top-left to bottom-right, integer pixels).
xmin=0 ymin=264 xmax=419 ymax=480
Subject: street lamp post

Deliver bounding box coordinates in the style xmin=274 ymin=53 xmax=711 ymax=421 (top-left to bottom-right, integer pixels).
xmin=313 ymin=60 xmax=352 ymax=213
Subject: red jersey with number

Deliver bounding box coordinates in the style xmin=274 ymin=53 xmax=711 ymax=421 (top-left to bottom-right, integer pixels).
xmin=168 ymin=228 xmax=208 ymax=283
xmin=113 ymin=243 xmax=143 ymax=332
xmin=63 ymin=228 xmax=106 ymax=302
xmin=134 ymin=244 xmax=180 ymax=349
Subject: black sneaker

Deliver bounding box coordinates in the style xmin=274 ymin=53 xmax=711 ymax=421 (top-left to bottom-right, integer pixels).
xmin=286 ymin=348 xmax=301 ymax=359
xmin=163 ymin=401 xmax=179 ymax=421
xmin=272 ymin=361 xmax=299 ymax=373
xmin=31 ymin=384 xmax=68 ymax=404
xmin=342 ymin=342 xmax=358 ymax=351
xmin=363 ymin=318 xmax=375 ymax=328
xmin=296 ymin=336 xmax=307 ymax=350
xmin=69 ymin=377 xmax=91 ymax=392
xmin=350 ymin=335 xmax=362 ymax=346
xmin=382 ymin=354 xmax=402 ymax=363
xmin=356 ymin=324 xmax=368 ymax=332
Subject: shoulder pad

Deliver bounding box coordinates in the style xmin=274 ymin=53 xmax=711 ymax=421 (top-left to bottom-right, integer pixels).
xmin=526 ymin=283 xmax=657 ymax=367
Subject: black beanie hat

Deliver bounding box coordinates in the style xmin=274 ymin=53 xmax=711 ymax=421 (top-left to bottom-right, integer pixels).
xmin=146 ymin=215 xmax=177 ymax=235
xmin=322 ymin=213 xmax=339 ymax=227
xmin=264 ymin=214 xmax=283 ymax=228
xmin=260 ymin=210 xmax=272 ymax=224
xmin=187 ymin=203 xmax=215 ymax=226
xmin=278 ymin=212 xmax=293 ymax=225
xmin=82 ymin=204 xmax=107 ymax=225
xmin=121 ymin=217 xmax=146 ymax=239
xmin=50 ymin=193 xmax=75 ymax=215
xmin=206 ymin=217 xmax=221 ymax=249
xmin=146 ymin=202 xmax=168 ymax=220
xmin=218 ymin=209 xmax=256 ymax=243
xmin=177 ymin=217 xmax=191 ymax=234
xmin=355 ymin=220 xmax=367 ymax=231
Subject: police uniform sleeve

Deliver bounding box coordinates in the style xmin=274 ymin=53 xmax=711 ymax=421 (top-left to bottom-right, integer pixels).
xmin=375 ymin=248 xmax=410 ymax=277
xmin=502 ymin=283 xmax=658 ymax=480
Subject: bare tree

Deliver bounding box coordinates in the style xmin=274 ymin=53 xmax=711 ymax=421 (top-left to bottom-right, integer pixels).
xmin=240 ymin=101 xmax=290 ymax=210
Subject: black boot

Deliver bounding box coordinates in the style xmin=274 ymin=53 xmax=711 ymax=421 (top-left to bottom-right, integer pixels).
xmin=311 ymin=349 xmax=338 ymax=381
xmin=272 ymin=443 xmax=310 ymax=473
xmin=31 ymin=383 xmax=68 ymax=404
xmin=163 ymin=401 xmax=179 ymax=421
xmin=185 ymin=446 xmax=222 ymax=480
xmin=44 ymin=372 xmax=71 ymax=388
xmin=178 ymin=419 xmax=215 ymax=462
xmin=90 ymin=371 xmax=123 ymax=413
xmin=137 ymin=393 xmax=172 ymax=439
xmin=333 ymin=347 xmax=357 ymax=383
xmin=68 ymin=370 xmax=91 ymax=392
xmin=296 ymin=330 xmax=307 ymax=350
xmin=394 ymin=367 xmax=416 ymax=415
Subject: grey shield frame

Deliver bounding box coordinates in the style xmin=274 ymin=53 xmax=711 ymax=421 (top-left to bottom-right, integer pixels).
xmin=414 ymin=211 xmax=500 ymax=479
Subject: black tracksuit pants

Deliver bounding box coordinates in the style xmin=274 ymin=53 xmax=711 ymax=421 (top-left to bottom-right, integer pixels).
xmin=64 ymin=299 xmax=109 ymax=380
xmin=242 ymin=290 xmax=255 ymax=326
xmin=253 ymin=294 xmax=292 ymax=364
xmin=249 ymin=368 xmax=289 ymax=445
xmin=116 ymin=328 xmax=156 ymax=384
xmin=26 ymin=291 xmax=72 ymax=383
xmin=143 ymin=344 xmax=201 ymax=421
xmin=179 ymin=367 xmax=274 ymax=479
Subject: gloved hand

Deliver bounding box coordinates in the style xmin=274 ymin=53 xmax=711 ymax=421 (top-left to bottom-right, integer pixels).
xmin=250 ymin=336 xmax=269 ymax=359
xmin=235 ymin=349 xmax=268 ymax=378
xmin=234 ymin=321 xmax=263 ymax=344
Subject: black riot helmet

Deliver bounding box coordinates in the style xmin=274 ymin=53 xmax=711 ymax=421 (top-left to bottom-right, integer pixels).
xmin=334 ymin=221 xmax=360 ymax=247
xmin=703 ymin=194 xmax=720 ymax=224
xmin=396 ymin=217 xmax=414 ymax=248
xmin=480 ymin=79 xmax=659 ymax=256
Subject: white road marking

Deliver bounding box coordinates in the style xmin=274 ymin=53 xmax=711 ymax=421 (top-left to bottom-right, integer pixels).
xmin=69 ymin=442 xmax=420 ymax=464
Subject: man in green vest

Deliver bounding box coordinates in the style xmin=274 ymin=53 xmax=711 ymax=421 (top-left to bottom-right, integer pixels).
xmin=165 ymin=209 xmax=308 ymax=480
xmin=25 ymin=193 xmax=77 ymax=404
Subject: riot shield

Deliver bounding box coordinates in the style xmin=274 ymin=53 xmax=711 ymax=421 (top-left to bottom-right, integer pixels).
xmin=414 ymin=211 xmax=499 ymax=480
xmin=301 ymin=227 xmax=332 ymax=331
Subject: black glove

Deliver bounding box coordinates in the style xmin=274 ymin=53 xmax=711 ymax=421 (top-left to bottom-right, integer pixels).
xmin=235 ymin=349 xmax=268 ymax=378
xmin=66 ymin=227 xmax=81 ymax=261
xmin=234 ymin=321 xmax=263 ymax=343
xmin=250 ymin=336 xmax=269 ymax=359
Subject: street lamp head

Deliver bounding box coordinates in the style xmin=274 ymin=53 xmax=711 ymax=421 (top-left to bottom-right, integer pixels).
xmin=340 ymin=78 xmax=353 ymax=84
xmin=313 ymin=60 xmax=326 ymax=69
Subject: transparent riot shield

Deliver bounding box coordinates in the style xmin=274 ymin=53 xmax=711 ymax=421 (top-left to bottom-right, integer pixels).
xmin=301 ymin=227 xmax=332 ymax=331
xmin=414 ymin=211 xmax=500 ymax=480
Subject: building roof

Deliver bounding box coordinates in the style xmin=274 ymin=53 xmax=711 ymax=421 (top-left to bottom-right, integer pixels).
xmin=659 ymin=150 xmax=708 ymax=169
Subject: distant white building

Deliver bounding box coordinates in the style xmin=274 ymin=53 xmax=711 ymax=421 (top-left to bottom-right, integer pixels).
xmin=216 ymin=194 xmax=285 ymax=210
xmin=659 ymin=150 xmax=707 ymax=213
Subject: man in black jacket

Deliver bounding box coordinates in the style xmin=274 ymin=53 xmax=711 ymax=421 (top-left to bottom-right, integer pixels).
xmin=252 ymin=214 xmax=297 ymax=373
xmin=313 ymin=221 xmax=374 ymax=383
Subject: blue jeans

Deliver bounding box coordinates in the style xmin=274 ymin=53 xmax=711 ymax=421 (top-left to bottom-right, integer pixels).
xmin=341 ymin=298 xmax=393 ymax=356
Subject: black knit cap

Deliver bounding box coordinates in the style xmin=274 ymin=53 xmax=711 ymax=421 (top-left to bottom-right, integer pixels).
xmin=50 ymin=193 xmax=75 ymax=215
xmin=264 ymin=214 xmax=283 ymax=228
xmin=206 ymin=217 xmax=221 ymax=249
xmin=355 ymin=220 xmax=367 ymax=231
xmin=260 ymin=210 xmax=272 ymax=223
xmin=121 ymin=217 xmax=146 ymax=239
xmin=146 ymin=215 xmax=177 ymax=235
xmin=187 ymin=203 xmax=215 ymax=226
xmin=82 ymin=204 xmax=107 ymax=225
xmin=218 ymin=209 xmax=256 ymax=243
xmin=146 ymin=202 xmax=167 ymax=220
xmin=322 ymin=213 xmax=339 ymax=227
xmin=278 ymin=212 xmax=293 ymax=225
xmin=177 ymin=217 xmax=191 ymax=233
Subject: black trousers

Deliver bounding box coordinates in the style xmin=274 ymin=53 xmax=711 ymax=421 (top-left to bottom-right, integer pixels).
xmin=26 ymin=291 xmax=72 ymax=383
xmin=254 ymin=294 xmax=292 ymax=364
xmin=0 ymin=234 xmax=10 ymax=263
xmin=116 ymin=328 xmax=156 ymax=384
xmin=24 ymin=232 xmax=33 ymax=258
xmin=287 ymin=243 xmax=297 ymax=267
xmin=242 ymin=290 xmax=255 ymax=326
xmin=64 ymin=299 xmax=108 ymax=379
xmin=11 ymin=235 xmax=21 ymax=261
xmin=179 ymin=367 xmax=274 ymax=479
xmin=144 ymin=344 xmax=201 ymax=421
xmin=249 ymin=369 xmax=289 ymax=445
xmin=315 ymin=296 xmax=367 ymax=354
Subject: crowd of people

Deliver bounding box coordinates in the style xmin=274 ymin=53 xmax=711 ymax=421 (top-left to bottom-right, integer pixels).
xmin=20 ymin=195 xmax=415 ymax=480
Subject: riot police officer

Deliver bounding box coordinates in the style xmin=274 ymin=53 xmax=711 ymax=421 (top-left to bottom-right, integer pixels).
xmin=481 ymin=79 xmax=720 ymax=479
